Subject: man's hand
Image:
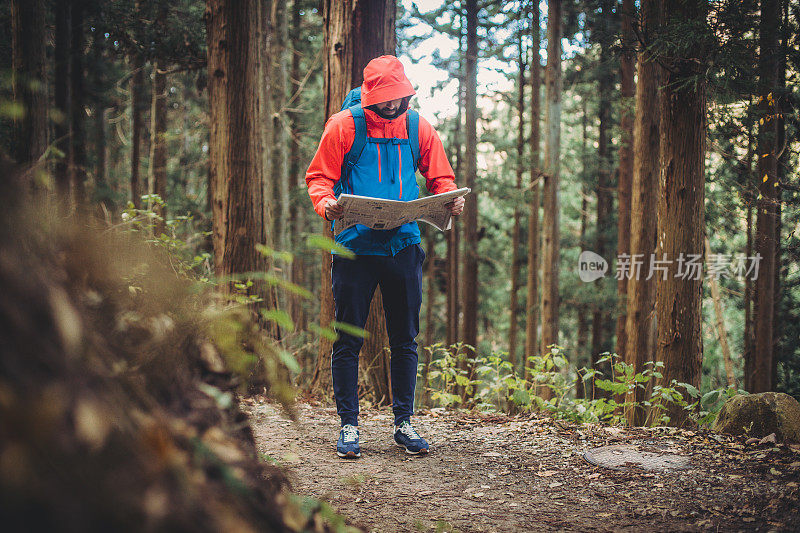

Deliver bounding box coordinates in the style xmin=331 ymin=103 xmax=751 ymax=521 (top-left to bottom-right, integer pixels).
xmin=445 ymin=196 xmax=465 ymax=216
xmin=324 ymin=198 xmax=344 ymax=221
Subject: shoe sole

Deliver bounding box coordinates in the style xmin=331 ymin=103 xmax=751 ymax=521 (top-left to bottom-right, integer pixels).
xmin=337 ymin=450 xmax=361 ymax=458
xmin=395 ymin=442 xmax=429 ymax=455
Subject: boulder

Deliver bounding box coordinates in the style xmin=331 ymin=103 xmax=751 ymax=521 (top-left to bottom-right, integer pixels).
xmin=713 ymin=392 xmax=800 ymax=442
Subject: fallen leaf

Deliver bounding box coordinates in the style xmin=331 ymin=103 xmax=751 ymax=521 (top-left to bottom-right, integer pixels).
xmin=481 ymin=452 xmax=502 ymax=458
xmin=536 ymin=470 xmax=558 ymax=477
xmin=759 ymin=433 xmax=777 ymax=445
xmin=548 ymin=482 xmax=563 ymax=488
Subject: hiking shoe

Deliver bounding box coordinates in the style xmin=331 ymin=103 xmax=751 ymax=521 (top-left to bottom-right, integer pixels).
xmin=337 ymin=424 xmax=361 ymax=458
xmin=394 ymin=421 xmax=429 ymax=455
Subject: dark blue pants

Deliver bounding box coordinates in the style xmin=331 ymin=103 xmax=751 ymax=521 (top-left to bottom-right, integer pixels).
xmin=330 ymin=243 xmax=425 ymax=427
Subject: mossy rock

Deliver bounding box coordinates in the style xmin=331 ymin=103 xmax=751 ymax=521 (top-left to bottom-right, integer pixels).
xmin=713 ymin=392 xmax=800 ymax=442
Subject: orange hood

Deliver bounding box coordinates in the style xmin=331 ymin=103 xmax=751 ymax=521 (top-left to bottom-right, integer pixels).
xmin=360 ymin=55 xmax=416 ymax=107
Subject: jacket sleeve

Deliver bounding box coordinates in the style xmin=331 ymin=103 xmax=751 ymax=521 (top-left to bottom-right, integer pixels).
xmin=417 ymin=115 xmax=457 ymax=195
xmin=305 ymin=111 xmax=355 ymax=218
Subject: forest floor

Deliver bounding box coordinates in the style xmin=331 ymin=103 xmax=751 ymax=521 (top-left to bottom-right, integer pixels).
xmin=245 ymin=397 xmax=800 ymax=532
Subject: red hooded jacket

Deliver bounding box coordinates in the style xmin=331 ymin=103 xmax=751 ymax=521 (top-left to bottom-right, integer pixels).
xmin=305 ymin=56 xmax=457 ymax=219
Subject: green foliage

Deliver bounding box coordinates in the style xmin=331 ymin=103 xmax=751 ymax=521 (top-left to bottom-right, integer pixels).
xmin=420 ymin=345 xmax=744 ymax=429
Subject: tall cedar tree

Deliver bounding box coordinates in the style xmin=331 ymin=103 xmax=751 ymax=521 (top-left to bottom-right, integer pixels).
xmin=54 ymin=0 xmax=70 ymax=203
xmin=129 ymin=53 xmax=145 ymax=209
xmin=288 ymin=0 xmax=307 ymax=333
xmin=540 ymin=0 xmax=562 ymax=378
xmin=271 ymin=0 xmax=290 ymax=252
xmin=461 ymin=0 xmax=479 ymax=397
xmin=615 ymin=0 xmax=635 ymax=362
xmin=747 ymin=0 xmax=780 ymax=393
xmin=591 ymin=0 xmax=614 ymax=370
xmin=652 ymin=0 xmax=706 ymax=426
xmin=624 ymin=0 xmax=660 ymax=426
xmin=149 ymin=59 xmax=168 ymax=233
xmin=11 ymin=0 xmax=47 ymax=172
xmin=447 ymin=13 xmax=464 ymax=351
xmin=69 ymin=0 xmax=87 ymax=202
xmin=311 ymin=0 xmax=397 ymax=403
xmin=508 ymin=17 xmax=526 ymax=371
xmin=205 ymin=0 xmax=277 ymax=316
xmin=524 ymin=0 xmax=542 ymax=375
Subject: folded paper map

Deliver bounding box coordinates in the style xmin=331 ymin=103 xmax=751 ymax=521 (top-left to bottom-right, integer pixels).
xmin=334 ymin=188 xmax=471 ymax=235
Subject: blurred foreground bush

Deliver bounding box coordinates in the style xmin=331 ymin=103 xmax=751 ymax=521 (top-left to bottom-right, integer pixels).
xmin=0 ymin=162 xmax=354 ymax=532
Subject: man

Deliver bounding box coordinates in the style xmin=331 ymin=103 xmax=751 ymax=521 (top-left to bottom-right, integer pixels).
xmin=306 ymin=55 xmax=464 ymax=458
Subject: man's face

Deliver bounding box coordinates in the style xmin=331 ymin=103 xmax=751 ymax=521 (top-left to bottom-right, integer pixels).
xmin=376 ymin=98 xmax=403 ymax=116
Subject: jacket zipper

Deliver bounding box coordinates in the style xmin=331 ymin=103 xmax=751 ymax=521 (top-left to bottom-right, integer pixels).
xmin=398 ymin=144 xmax=403 ymax=199
xmin=377 ymin=143 xmax=382 ymax=183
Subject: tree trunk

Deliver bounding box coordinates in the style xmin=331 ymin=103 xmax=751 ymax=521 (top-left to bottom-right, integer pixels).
xmin=447 ymin=34 xmax=464 ymax=350
xmin=205 ymin=0 xmax=275 ymax=312
xmin=11 ymin=0 xmax=48 ymax=173
xmin=91 ymin=32 xmax=110 ymax=215
xmin=743 ymin=130 xmax=754 ymax=377
xmin=461 ymin=0 xmax=479 ymax=398
xmin=705 ymin=237 xmax=735 ymax=387
xmin=652 ymin=0 xmax=706 ymax=427
xmin=624 ymin=0 xmax=660 ymax=426
xmin=271 ymin=0 xmax=290 ymax=252
xmin=747 ymin=0 xmax=779 ymax=393
xmin=424 ymin=228 xmax=436 ymax=349
xmin=576 ymin=102 xmax=590 ymax=399
xmin=772 ymin=1 xmax=787 ymax=391
xmin=524 ymin=0 xmax=542 ymax=378
xmin=149 ymin=59 xmax=168 ymax=234
xmin=70 ymin=0 xmax=87 ymax=203
xmin=288 ymin=0 xmax=307 ymax=334
xmin=311 ymin=0 xmax=396 ymax=397
xmin=540 ymin=0 xmax=562 ymax=377
xmin=591 ymin=0 xmax=614 ymax=373
xmin=54 ymin=0 xmax=71 ymax=204
xmin=508 ymin=34 xmax=526 ymax=372
xmin=130 ymin=54 xmax=145 ymax=209
xmin=615 ymin=0 xmax=636 ymax=362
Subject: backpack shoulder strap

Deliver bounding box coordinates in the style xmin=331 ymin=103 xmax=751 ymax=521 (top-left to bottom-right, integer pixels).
xmin=339 ymin=105 xmax=367 ymax=194
xmin=406 ymin=109 xmax=420 ymax=172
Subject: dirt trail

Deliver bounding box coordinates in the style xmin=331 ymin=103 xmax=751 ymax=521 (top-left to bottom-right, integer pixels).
xmin=246 ymin=399 xmax=800 ymax=532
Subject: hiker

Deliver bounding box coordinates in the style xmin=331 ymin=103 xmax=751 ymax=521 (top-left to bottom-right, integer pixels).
xmin=306 ymin=55 xmax=464 ymax=458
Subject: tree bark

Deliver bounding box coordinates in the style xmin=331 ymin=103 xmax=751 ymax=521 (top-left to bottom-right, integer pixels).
xmin=311 ymin=0 xmax=396 ymax=397
xmin=447 ymin=29 xmax=464 ymax=350
xmin=743 ymin=130 xmax=754 ymax=377
xmin=271 ymin=0 xmax=290 ymax=252
xmin=591 ymin=0 xmax=614 ymax=372
xmin=91 ymin=32 xmax=110 ymax=215
xmin=288 ymin=0 xmax=307 ymax=333
xmin=524 ymin=0 xmax=542 ymax=378
xmin=747 ymin=0 xmax=779 ymax=393
xmin=149 ymin=59 xmax=168 ymax=234
xmin=130 ymin=54 xmax=145 ymax=209
xmin=615 ymin=0 xmax=636 ymax=363
xmin=205 ymin=0 xmax=275 ymax=312
xmin=652 ymin=0 xmax=706 ymax=427
xmin=69 ymin=0 xmax=87 ymax=203
xmin=11 ymin=0 xmax=48 ymax=172
xmin=624 ymin=0 xmax=660 ymax=426
xmin=540 ymin=0 xmax=562 ymax=376
xmin=54 ymin=0 xmax=71 ymax=204
xmin=424 ymin=228 xmax=436 ymax=349
xmin=508 ymin=34 xmax=526 ymax=372
xmin=576 ymin=102 xmax=590 ymax=399
xmin=705 ymin=237 xmax=735 ymax=387
xmin=461 ymin=0 xmax=479 ymax=397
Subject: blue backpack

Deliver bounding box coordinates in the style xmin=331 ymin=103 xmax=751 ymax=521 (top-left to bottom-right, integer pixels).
xmin=336 ymin=87 xmax=420 ymax=195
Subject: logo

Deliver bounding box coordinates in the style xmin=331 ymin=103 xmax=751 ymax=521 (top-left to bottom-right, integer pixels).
xmin=578 ymin=250 xmax=608 ymax=282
